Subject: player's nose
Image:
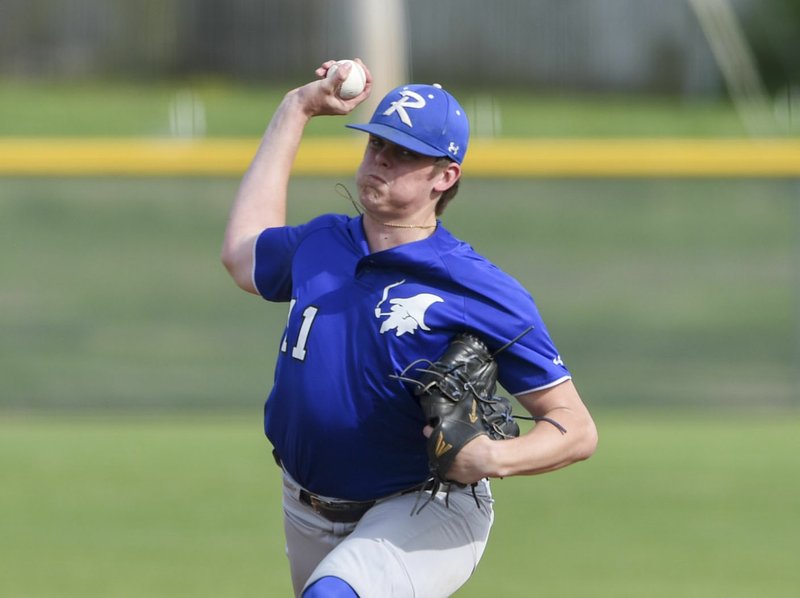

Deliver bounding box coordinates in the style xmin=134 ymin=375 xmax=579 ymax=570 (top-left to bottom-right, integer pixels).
xmin=372 ymin=144 xmax=392 ymax=167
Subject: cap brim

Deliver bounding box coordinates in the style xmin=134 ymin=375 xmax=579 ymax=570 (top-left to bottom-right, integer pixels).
xmin=346 ymin=123 xmax=448 ymax=159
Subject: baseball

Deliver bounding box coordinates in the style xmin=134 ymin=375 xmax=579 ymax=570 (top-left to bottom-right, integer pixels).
xmin=326 ymin=59 xmax=366 ymax=99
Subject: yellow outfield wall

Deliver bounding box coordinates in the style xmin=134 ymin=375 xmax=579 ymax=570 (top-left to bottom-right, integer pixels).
xmin=0 ymin=137 xmax=799 ymax=177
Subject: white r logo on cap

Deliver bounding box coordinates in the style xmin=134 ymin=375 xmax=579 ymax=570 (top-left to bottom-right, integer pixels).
xmin=383 ymin=90 xmax=426 ymax=128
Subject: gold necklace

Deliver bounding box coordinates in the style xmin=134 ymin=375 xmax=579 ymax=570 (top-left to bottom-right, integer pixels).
xmin=366 ymin=212 xmax=437 ymax=230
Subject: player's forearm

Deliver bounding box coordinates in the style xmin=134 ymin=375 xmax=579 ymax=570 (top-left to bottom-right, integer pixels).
xmin=221 ymin=91 xmax=311 ymax=288
xmin=442 ymin=382 xmax=597 ymax=485
xmin=489 ymin=405 xmax=598 ymax=478
xmin=226 ymin=90 xmax=310 ymax=238
xmin=235 ymin=90 xmax=312 ymax=226
xmin=484 ymin=379 xmax=598 ymax=478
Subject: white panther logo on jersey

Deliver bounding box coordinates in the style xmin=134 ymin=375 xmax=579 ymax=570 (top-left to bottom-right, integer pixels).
xmin=375 ymin=280 xmax=443 ymax=336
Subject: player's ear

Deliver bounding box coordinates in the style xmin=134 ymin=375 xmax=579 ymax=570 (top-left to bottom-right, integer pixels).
xmin=433 ymin=160 xmax=461 ymax=194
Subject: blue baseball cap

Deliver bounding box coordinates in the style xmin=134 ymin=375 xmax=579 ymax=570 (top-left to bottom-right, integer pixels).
xmin=347 ymin=83 xmax=469 ymax=164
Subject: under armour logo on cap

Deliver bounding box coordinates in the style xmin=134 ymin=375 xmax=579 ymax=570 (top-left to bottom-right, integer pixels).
xmin=346 ymin=83 xmax=470 ymax=164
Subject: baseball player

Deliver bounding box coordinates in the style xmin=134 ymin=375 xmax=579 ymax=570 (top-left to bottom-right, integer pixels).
xmin=221 ymin=59 xmax=598 ymax=598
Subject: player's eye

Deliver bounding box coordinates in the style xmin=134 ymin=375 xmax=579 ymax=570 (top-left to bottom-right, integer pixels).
xmin=398 ymin=148 xmax=423 ymax=160
xmin=367 ymin=136 xmax=424 ymax=162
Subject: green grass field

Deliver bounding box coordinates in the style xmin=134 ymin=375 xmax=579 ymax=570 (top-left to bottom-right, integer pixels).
xmin=2 ymin=414 xmax=798 ymax=597
xmin=2 ymin=174 xmax=798 ymax=595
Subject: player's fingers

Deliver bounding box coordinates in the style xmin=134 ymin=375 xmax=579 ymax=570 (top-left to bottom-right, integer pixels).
xmin=304 ymin=60 xmax=370 ymax=116
xmin=422 ymin=425 xmax=434 ymax=438
xmin=315 ymin=60 xmax=337 ymax=79
xmin=353 ymin=58 xmax=372 ymax=84
xmin=350 ymin=58 xmax=372 ymax=97
xmin=331 ymin=62 xmax=353 ymax=87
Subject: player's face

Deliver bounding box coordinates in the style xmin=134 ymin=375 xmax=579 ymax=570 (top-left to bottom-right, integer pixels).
xmin=356 ymin=136 xmax=450 ymax=220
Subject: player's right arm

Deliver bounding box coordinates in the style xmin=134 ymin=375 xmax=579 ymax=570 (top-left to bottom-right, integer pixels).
xmin=221 ymin=60 xmax=372 ymax=294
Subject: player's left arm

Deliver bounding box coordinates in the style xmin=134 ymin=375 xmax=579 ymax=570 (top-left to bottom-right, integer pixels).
xmin=445 ymin=379 xmax=598 ymax=484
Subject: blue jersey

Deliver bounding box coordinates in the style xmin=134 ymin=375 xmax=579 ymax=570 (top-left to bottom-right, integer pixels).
xmin=253 ymin=214 xmax=570 ymax=501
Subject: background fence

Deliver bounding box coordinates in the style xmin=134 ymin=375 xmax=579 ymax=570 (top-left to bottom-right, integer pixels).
xmin=2 ymin=0 xmax=798 ymax=93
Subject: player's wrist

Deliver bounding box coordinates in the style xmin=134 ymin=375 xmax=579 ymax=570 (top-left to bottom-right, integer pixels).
xmin=464 ymin=434 xmax=507 ymax=480
xmin=485 ymin=435 xmax=516 ymax=479
xmin=281 ymin=88 xmax=317 ymax=122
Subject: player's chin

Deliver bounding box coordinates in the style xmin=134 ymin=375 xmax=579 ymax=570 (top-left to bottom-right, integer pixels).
xmin=357 ymin=184 xmax=385 ymax=209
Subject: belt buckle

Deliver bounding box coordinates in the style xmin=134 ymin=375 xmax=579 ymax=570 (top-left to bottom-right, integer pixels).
xmin=308 ymin=494 xmax=327 ymax=515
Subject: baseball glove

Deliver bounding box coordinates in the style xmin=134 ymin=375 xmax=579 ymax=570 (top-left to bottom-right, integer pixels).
xmin=393 ymin=331 xmax=566 ymax=512
xmin=414 ymin=333 xmax=518 ymax=481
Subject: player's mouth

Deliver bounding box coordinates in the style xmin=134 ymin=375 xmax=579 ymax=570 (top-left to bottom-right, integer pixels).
xmin=366 ymin=173 xmax=387 ymax=185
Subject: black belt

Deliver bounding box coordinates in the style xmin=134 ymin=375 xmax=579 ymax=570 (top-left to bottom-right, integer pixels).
xmin=298 ymin=490 xmax=377 ymax=523
xmin=298 ymin=481 xmax=436 ymax=523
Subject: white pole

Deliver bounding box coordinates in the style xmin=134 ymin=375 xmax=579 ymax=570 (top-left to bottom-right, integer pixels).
xmin=686 ymin=0 xmax=778 ymax=136
xmin=350 ymin=0 xmax=410 ymax=117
